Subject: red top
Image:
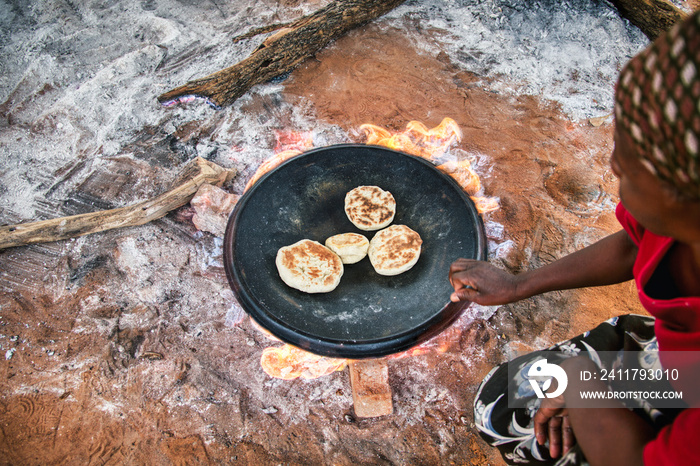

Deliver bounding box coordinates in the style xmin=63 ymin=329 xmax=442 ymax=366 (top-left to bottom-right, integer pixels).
xmin=615 ymin=203 xmax=700 ymax=465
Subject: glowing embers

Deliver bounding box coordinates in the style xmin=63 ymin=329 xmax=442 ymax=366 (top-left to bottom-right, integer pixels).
xmin=261 ymin=345 xmax=348 ymax=380
xmin=244 ymin=130 xmax=314 ymax=191
xmin=256 ymin=322 xmax=456 ymax=380
xmin=250 ymin=319 xmax=347 ymax=380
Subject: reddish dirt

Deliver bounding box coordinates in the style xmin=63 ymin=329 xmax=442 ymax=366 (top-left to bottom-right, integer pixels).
xmin=1 ymin=21 xmax=648 ymax=466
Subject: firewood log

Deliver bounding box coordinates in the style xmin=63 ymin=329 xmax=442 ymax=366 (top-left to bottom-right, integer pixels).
xmin=610 ymin=0 xmax=688 ymax=40
xmin=157 ymin=0 xmax=406 ymax=109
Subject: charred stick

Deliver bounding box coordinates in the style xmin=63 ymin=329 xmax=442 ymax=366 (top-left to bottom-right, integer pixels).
xmin=231 ymin=22 xmax=295 ymax=44
xmin=157 ymin=0 xmax=406 ymax=109
xmin=0 ymin=157 xmax=235 ymax=250
xmin=609 ymin=0 xmax=687 ymax=40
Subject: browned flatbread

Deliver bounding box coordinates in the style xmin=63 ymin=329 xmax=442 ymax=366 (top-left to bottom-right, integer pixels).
xmin=325 ymin=232 xmax=369 ymax=264
xmin=344 ymin=186 xmax=396 ymax=231
xmin=276 ymin=239 xmax=344 ymax=293
xmin=368 ymin=225 xmax=422 ymax=276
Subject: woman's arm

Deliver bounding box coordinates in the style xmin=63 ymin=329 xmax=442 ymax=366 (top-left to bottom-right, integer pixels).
xmin=449 ymin=229 xmax=638 ymax=304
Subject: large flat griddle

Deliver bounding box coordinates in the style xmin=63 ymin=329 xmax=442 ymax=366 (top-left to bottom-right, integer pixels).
xmin=223 ymin=144 xmax=486 ymax=358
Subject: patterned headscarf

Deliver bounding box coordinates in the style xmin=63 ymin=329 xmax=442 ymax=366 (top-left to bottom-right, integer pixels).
xmin=614 ymin=10 xmax=700 ymax=200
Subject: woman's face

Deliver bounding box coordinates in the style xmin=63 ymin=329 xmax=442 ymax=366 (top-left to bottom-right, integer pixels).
xmin=611 ymin=126 xmax=700 ymax=242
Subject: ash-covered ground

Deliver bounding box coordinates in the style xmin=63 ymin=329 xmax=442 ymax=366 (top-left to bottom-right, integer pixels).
xmin=0 ymin=0 xmax=689 ymax=464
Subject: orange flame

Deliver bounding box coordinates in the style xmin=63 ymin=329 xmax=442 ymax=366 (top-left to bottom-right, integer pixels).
xmin=248 ymin=119 xmax=498 ymax=380
xmin=361 ymin=118 xmax=498 ymax=214
xmin=261 ymin=344 xmax=347 ymax=380
xmin=436 ymin=159 xmax=482 ymax=195
xmin=361 ymin=117 xmax=462 ymax=160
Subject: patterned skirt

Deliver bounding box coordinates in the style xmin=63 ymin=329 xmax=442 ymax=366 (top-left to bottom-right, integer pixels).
xmin=473 ymin=314 xmax=685 ymax=465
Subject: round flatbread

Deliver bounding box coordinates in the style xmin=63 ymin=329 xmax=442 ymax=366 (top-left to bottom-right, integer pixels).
xmin=325 ymin=233 xmax=370 ymax=264
xmin=368 ymin=225 xmax=423 ymax=276
xmin=276 ymin=239 xmax=344 ymax=293
xmin=344 ymin=186 xmax=396 ymax=231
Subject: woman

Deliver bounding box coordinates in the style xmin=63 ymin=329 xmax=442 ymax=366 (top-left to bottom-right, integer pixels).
xmin=449 ymin=10 xmax=700 ymax=466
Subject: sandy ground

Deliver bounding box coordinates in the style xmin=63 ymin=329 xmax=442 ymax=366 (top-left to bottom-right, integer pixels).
xmin=2 ymin=0 xmax=691 ymax=464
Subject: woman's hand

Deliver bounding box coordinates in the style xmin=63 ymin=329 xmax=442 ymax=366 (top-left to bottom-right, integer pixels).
xmin=533 ymin=396 xmax=575 ymax=459
xmin=448 ymin=258 xmax=521 ymax=305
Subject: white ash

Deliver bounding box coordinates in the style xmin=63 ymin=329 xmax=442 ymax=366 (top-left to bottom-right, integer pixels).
xmin=387 ymin=0 xmax=649 ymax=119
xmin=466 ymin=303 xmax=501 ymax=322
xmin=485 ymin=220 xmax=505 ymax=241
xmin=224 ymin=299 xmax=246 ymax=328
xmin=0 ymin=1 xmax=347 ymax=224
xmin=190 ymin=183 xmax=240 ymax=238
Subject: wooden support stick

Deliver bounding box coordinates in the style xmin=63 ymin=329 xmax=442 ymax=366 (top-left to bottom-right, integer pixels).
xmin=0 ymin=157 xmax=235 ymax=250
xmin=349 ymin=359 xmax=393 ymax=418
xmin=157 ymin=0 xmax=406 ymax=109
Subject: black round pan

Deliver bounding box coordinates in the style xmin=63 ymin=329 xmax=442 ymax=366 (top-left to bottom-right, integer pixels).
xmin=223 ymin=144 xmax=486 ymax=358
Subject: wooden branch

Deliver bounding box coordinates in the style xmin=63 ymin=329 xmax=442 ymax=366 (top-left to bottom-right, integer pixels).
xmin=610 ymin=0 xmax=688 ymax=40
xmin=0 ymin=157 xmax=236 ymax=250
xmin=231 ymin=22 xmax=294 ymax=44
xmin=157 ymin=0 xmax=406 ymax=109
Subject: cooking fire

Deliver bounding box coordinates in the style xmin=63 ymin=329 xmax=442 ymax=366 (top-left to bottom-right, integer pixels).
xmin=240 ymin=118 xmax=499 ymax=385
xmin=0 ymin=0 xmax=670 ymax=463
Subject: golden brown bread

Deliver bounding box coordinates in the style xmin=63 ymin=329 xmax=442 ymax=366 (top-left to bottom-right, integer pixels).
xmin=325 ymin=232 xmax=369 ymax=264
xmin=368 ymin=225 xmax=422 ymax=276
xmin=344 ymin=186 xmax=396 ymax=231
xmin=276 ymin=239 xmax=344 ymax=293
